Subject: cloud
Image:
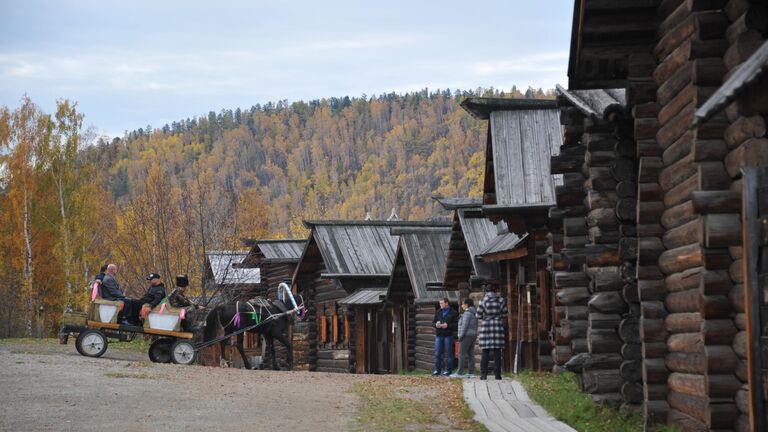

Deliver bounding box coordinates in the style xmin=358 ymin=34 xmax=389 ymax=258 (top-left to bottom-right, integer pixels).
xmin=471 ymin=51 xmax=569 ymax=75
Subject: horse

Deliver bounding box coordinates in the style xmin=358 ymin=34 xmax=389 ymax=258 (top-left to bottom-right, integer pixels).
xmin=203 ymin=297 xmax=295 ymax=370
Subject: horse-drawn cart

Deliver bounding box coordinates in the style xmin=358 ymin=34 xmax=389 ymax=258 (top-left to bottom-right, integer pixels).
xmin=60 ymin=282 xmax=304 ymax=368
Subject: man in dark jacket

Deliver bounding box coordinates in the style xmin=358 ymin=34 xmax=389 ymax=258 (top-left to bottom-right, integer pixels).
xmin=127 ymin=273 xmax=167 ymax=325
xmin=100 ymin=264 xmax=125 ymax=301
xmin=432 ymin=297 xmax=458 ymax=376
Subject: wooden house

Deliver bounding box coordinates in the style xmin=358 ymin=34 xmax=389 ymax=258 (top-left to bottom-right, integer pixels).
xmin=460 ymin=98 xmax=562 ymax=374
xmin=291 ymin=220 xmax=450 ymax=373
xmin=552 ymin=2 xmax=768 ymax=430
xmin=241 ymin=239 xmax=306 ymax=300
xmin=386 ymin=226 xmax=457 ymax=372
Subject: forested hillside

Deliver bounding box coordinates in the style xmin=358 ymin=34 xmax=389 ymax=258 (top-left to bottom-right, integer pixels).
xmin=0 ymin=86 xmax=553 ymax=337
xmin=90 ymin=87 xmax=552 ymax=233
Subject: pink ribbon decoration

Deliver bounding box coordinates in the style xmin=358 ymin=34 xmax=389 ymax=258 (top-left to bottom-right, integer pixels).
xmin=233 ymin=312 xmax=241 ymax=328
xmin=91 ymin=282 xmax=99 ymax=301
xmin=159 ymin=303 xmax=166 ymax=314
xmin=179 ymin=308 xmax=186 ymax=320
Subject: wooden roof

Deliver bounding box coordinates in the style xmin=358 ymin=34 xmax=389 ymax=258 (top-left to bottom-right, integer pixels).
xmin=390 ymin=228 xmax=458 ymax=304
xmin=339 ymin=288 xmax=387 ymax=305
xmin=433 ymin=196 xmax=482 ymax=210
xmin=568 ymin=0 xmax=661 ymax=89
xmin=555 ymin=84 xmax=626 ymax=119
xmin=442 ymin=206 xmax=503 ymax=290
xmin=252 ymin=239 xmax=306 ymax=263
xmin=695 ymin=40 xmax=768 ymax=125
xmin=205 ymin=251 xmax=261 ymax=285
xmin=466 ymin=99 xmax=562 ymax=212
xmin=302 ymin=220 xmax=450 ymax=278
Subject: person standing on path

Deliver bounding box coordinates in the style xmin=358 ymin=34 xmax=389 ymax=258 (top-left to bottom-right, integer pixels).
xmin=432 ymin=297 xmax=458 ymax=376
xmin=451 ymin=298 xmax=478 ymax=377
xmin=476 ymin=284 xmax=507 ymax=380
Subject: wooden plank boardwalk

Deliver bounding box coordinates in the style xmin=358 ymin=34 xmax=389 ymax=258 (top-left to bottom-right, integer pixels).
xmin=462 ymin=379 xmax=576 ymax=432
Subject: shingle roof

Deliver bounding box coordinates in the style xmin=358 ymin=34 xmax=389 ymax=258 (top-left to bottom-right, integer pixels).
xmin=253 ymin=240 xmax=306 ymax=262
xmin=695 ymin=40 xmax=768 ymax=125
xmin=465 ymin=99 xmax=563 ymax=211
xmin=555 ymin=85 xmax=626 ymax=119
xmin=432 ymin=196 xmax=483 ymax=210
xmin=339 ymin=288 xmax=387 ymax=305
xmin=205 ymin=251 xmax=261 ymax=285
xmin=458 ymin=209 xmax=505 ymax=277
xmin=395 ymin=229 xmax=458 ymax=303
xmin=305 ymin=220 xmax=450 ymax=277
xmin=480 ymin=233 xmax=527 ymax=257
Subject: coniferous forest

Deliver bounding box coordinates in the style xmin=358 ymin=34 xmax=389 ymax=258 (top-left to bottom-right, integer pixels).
xmin=0 ymin=86 xmax=554 ymax=337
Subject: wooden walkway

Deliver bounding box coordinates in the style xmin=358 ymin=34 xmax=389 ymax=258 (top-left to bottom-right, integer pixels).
xmin=462 ymin=379 xmax=576 ymax=432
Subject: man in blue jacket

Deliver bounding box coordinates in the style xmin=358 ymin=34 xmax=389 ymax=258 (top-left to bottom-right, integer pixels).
xmin=432 ymin=297 xmax=458 ymax=376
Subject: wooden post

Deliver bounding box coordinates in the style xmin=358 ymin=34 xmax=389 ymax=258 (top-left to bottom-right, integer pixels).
xmin=742 ymin=166 xmax=768 ymax=432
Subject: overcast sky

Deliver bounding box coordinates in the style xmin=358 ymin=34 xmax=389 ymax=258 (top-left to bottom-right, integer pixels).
xmin=0 ymin=1 xmax=574 ymax=137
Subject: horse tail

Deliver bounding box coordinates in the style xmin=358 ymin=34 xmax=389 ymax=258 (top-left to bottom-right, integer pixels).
xmin=203 ymin=305 xmax=221 ymax=342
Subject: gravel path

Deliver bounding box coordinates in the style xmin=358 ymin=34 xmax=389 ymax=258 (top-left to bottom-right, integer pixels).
xmin=0 ymin=340 xmax=367 ymax=432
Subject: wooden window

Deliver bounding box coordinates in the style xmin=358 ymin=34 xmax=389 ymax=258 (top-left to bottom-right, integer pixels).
xmin=332 ymin=311 xmax=339 ymax=343
xmin=319 ymin=315 xmax=327 ymax=343
xmin=344 ymin=315 xmax=350 ymax=343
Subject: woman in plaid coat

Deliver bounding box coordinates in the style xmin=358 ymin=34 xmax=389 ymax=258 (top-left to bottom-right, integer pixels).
xmin=476 ymin=285 xmax=507 ymax=380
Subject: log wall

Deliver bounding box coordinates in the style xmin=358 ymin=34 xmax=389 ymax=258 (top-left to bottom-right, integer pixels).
xmin=720 ymin=2 xmax=767 ymax=430
xmin=651 ymin=2 xmax=742 ymax=430
xmin=551 ymin=105 xmax=589 ymax=369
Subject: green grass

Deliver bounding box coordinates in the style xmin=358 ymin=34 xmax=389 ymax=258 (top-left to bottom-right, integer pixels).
xmin=516 ymin=371 xmax=643 ymax=432
xmin=352 ymin=376 xmax=487 ymax=432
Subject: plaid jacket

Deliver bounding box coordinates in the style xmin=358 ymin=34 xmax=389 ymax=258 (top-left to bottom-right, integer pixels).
xmin=476 ymin=292 xmax=508 ymax=349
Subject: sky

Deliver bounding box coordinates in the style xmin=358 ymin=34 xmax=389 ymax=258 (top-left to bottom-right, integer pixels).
xmin=0 ymin=1 xmax=574 ymax=137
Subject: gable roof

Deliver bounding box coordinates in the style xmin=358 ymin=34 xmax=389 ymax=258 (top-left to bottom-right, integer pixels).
xmin=391 ymin=228 xmax=458 ymax=304
xmin=302 ymin=220 xmax=450 ymax=278
xmin=205 ymin=251 xmax=261 ymax=285
xmin=458 ymin=208 xmax=505 ymax=277
xmin=555 ymin=85 xmax=626 ymax=119
xmin=695 ymin=40 xmax=768 ymax=125
xmin=462 ymin=98 xmax=562 ymax=212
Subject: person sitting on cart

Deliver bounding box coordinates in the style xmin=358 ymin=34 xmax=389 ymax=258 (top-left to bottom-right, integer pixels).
xmin=168 ymin=274 xmax=205 ymax=331
xmin=129 ymin=273 xmax=167 ymax=324
xmin=100 ymin=263 xmax=137 ymax=326
xmin=168 ymin=275 xmax=204 ymax=310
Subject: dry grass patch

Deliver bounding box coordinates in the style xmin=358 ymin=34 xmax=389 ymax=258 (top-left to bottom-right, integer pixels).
xmin=352 ymin=376 xmax=487 ymax=432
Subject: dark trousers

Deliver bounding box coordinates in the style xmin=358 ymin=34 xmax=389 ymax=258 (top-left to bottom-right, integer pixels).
xmin=121 ymin=299 xmax=141 ymax=325
xmin=434 ymin=336 xmax=454 ymax=373
xmin=456 ymin=335 xmax=476 ymax=374
xmin=481 ymin=348 xmax=502 ymax=378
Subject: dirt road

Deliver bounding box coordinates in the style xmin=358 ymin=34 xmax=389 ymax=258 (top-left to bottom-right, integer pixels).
xmin=0 ymin=340 xmax=365 ymax=432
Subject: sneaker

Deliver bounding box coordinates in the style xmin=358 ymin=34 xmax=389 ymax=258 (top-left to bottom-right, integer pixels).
xmin=495 ymin=376 xmax=502 ymax=380
xmin=448 ymin=373 xmax=463 ymax=378
xmin=443 ymin=371 xmax=451 ymax=377
xmin=466 ymin=373 xmax=476 ymax=378
xmin=432 ymin=370 xmax=440 ymax=376
xmin=480 ymin=375 xmax=487 ymax=380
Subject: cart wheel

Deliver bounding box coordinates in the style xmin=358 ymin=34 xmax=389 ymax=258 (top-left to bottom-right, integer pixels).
xmin=148 ymin=338 xmax=172 ymax=363
xmin=75 ymin=329 xmax=108 ymax=358
xmin=171 ymin=340 xmax=197 ymax=365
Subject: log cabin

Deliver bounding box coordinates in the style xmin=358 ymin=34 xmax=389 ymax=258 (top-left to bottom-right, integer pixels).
xmin=386 ymin=226 xmax=457 ymax=372
xmin=559 ymin=1 xmax=768 ymax=430
xmin=291 ymin=219 xmax=450 ymax=373
xmin=460 ymin=97 xmax=562 ymax=374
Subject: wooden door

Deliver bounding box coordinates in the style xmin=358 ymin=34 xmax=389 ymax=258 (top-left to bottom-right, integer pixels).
xmin=744 ymin=166 xmax=768 ymax=431
xmin=376 ymin=309 xmax=390 ymax=373
xmin=392 ymin=307 xmax=405 ymax=372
